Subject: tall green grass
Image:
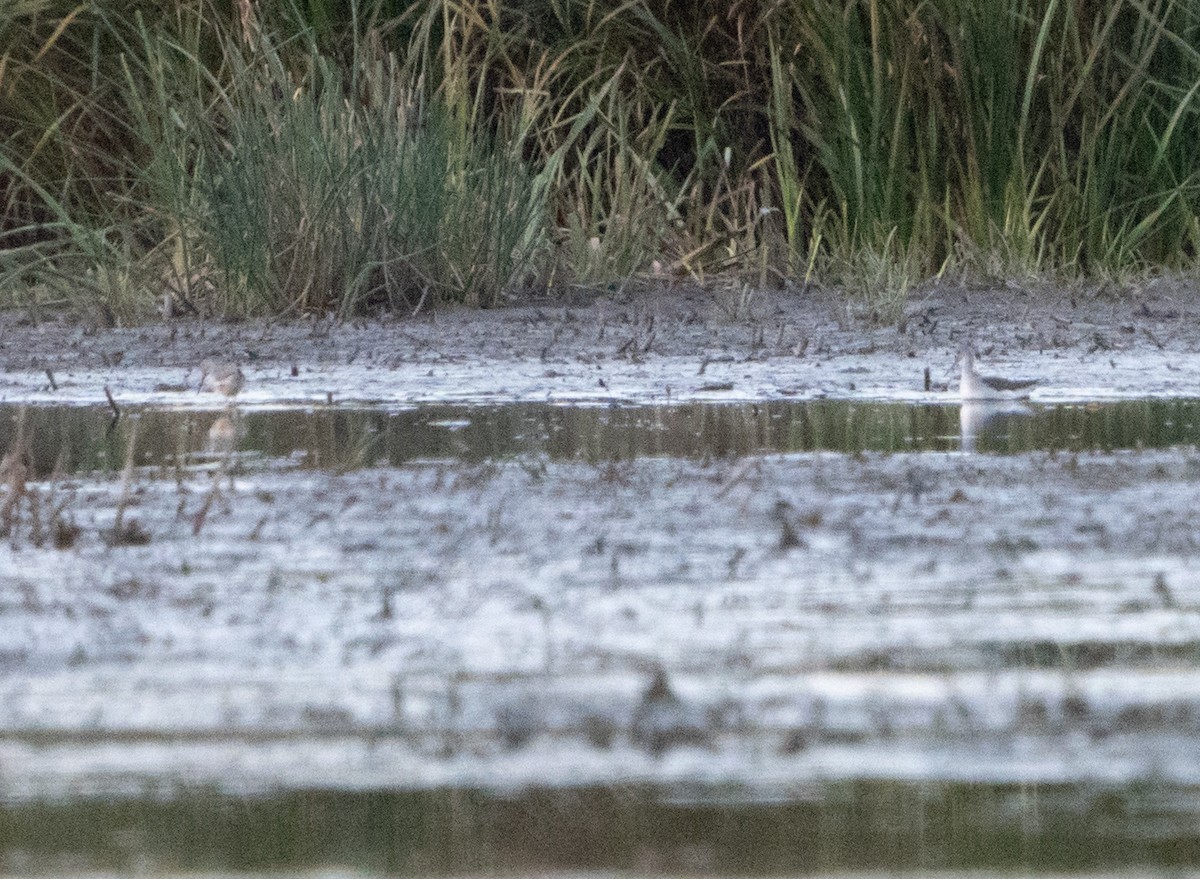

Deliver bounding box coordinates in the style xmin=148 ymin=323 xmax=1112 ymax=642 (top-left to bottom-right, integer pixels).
xmin=197 ymin=46 xmax=547 ymax=314
xmin=2 ymin=0 xmax=1199 ymax=321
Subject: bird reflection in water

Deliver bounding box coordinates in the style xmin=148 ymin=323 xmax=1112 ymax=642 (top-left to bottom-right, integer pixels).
xmin=205 ymin=411 xmax=245 ymax=454
xmin=959 ymin=400 xmax=1035 ymax=453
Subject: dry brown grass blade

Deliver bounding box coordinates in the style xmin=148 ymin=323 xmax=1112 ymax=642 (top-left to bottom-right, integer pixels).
xmin=107 ymin=419 xmax=152 ymax=546
xmin=31 ymin=4 xmax=87 ymax=66
xmin=0 ymin=407 xmax=30 ymax=534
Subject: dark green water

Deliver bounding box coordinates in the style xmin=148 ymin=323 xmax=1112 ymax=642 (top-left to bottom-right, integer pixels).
xmin=2 ymin=398 xmax=1199 ymax=476
xmin=2 ymin=783 xmax=1196 ymax=875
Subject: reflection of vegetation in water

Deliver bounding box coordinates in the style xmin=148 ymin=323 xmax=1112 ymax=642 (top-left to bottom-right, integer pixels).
xmin=970 ymin=400 xmax=1200 ymax=453
xmin=1039 ymin=400 xmax=1200 ymax=452
xmin=0 ymin=782 xmax=1193 ymax=874
xmin=3 ymin=400 xmax=1200 ymax=476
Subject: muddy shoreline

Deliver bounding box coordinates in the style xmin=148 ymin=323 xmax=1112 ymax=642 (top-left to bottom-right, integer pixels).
xmin=3 ymin=282 xmax=1200 ymax=407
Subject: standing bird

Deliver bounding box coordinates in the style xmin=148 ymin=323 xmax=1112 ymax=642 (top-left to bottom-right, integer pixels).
xmin=630 ymin=668 xmax=710 ymax=756
xmin=956 ymin=344 xmax=1039 ymax=401
xmin=198 ymin=360 xmax=245 ymax=397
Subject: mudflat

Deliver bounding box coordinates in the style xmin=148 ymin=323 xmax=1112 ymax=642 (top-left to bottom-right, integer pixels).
xmin=1 ymin=281 xmax=1200 ymax=867
xmin=2 ymin=280 xmax=1200 ymax=405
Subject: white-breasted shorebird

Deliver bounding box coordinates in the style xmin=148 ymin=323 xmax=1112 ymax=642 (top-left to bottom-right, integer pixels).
xmin=198 ymin=360 xmax=245 ymax=397
xmin=956 ymin=345 xmax=1039 ymax=401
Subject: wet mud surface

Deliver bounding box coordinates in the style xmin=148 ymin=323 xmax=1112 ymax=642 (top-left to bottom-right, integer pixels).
xmin=3 ymin=442 xmax=1200 ymax=796
xmin=3 ymin=283 xmax=1200 ymax=872
xmin=3 ymin=281 xmax=1200 ymax=407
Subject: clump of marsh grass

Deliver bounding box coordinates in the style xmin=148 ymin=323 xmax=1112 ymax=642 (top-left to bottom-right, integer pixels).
xmin=837 ymin=229 xmax=927 ymax=325
xmin=0 ymin=2 xmax=178 ymax=324
xmin=553 ymin=86 xmax=684 ymax=292
xmin=206 ymin=79 xmax=541 ymax=312
xmin=128 ymin=8 xmax=552 ymax=315
xmin=4 ymin=0 xmax=1200 ymax=322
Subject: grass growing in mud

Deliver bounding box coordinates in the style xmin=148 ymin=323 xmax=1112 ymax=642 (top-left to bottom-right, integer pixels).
xmin=0 ymin=409 xmax=81 ymax=548
xmin=2 ymin=0 xmax=1200 ymax=323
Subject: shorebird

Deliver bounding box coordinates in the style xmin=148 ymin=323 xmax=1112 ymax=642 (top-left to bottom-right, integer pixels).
xmin=956 ymin=344 xmax=1039 ymax=401
xmin=630 ymin=668 xmax=709 ymax=756
xmin=198 ymin=360 xmax=245 ymax=397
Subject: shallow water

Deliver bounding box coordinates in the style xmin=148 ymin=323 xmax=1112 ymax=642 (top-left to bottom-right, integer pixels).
xmin=3 ymin=783 xmax=1198 ymax=876
xmin=4 ymin=398 xmax=1200 ymax=475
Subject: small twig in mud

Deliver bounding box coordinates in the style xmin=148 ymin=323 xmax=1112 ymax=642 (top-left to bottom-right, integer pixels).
xmin=771 ymin=499 xmax=806 ymax=550
xmin=749 ymin=324 xmax=765 ymax=352
xmin=107 ymin=420 xmax=151 ymax=546
xmin=726 ymin=547 xmax=746 ymax=579
xmin=44 ymin=447 xmax=79 ymax=549
xmin=171 ymin=419 xmax=190 ymax=501
xmin=1153 ymin=572 xmax=1176 ymax=609
xmin=44 ymin=369 xmax=58 ymax=391
xmin=248 ymin=514 xmax=268 ymax=540
xmin=191 ymin=480 xmax=219 ymax=536
xmin=52 ymin=515 xmax=82 ymax=549
xmin=104 ymin=386 xmax=121 ymax=418
xmin=715 ymin=457 xmax=760 ymax=499
xmin=25 ymin=485 xmax=44 ymax=545
xmin=540 ymin=324 xmax=563 ymax=362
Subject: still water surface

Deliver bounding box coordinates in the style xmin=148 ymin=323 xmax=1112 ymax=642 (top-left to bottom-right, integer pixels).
xmin=3 ymin=398 xmax=1200 ymax=474
xmin=3 ymin=783 xmax=1196 ymax=875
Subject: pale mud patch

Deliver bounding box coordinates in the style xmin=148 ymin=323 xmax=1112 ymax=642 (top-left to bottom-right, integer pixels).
xmin=2 ymin=448 xmax=1199 ymax=803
